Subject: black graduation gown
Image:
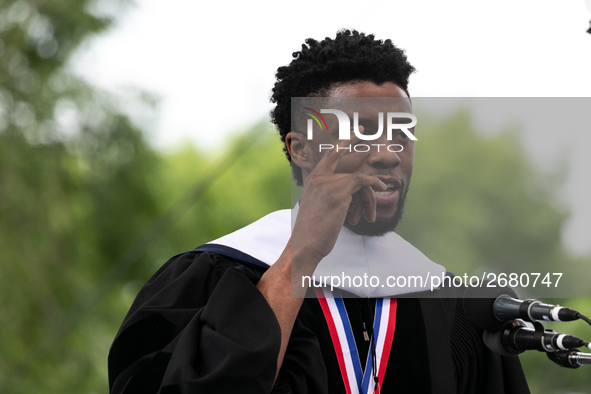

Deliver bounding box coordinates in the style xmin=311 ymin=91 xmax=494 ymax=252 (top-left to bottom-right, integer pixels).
xmin=108 ymin=250 xmax=530 ymax=394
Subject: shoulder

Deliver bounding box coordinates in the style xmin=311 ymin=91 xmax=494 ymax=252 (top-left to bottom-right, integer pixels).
xmin=125 ymin=250 xmax=268 ymax=319
xmin=109 ymin=250 xmax=281 ymax=393
xmin=156 ymin=249 xmax=267 ymax=283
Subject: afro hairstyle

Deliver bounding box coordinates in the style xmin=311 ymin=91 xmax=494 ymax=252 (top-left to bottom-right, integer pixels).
xmin=270 ymin=29 xmax=416 ymax=185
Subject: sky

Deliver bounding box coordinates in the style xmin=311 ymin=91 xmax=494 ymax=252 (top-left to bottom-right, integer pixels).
xmin=72 ymin=0 xmax=591 ymax=255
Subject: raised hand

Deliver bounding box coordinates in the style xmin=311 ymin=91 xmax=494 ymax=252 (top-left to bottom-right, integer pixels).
xmin=291 ymin=135 xmax=388 ymax=271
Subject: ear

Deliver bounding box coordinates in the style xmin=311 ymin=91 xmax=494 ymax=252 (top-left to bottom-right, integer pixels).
xmin=286 ymin=132 xmax=314 ymax=170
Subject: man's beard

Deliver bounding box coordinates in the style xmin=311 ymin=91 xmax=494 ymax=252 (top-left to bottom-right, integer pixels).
xmin=344 ymin=187 xmax=408 ymax=237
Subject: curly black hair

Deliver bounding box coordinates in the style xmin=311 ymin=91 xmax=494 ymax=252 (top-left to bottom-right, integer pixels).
xmin=270 ymin=29 xmax=416 ymax=185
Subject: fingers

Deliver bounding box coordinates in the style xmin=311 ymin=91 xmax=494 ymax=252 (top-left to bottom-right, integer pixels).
xmin=348 ymin=202 xmax=363 ymax=226
xmin=346 ymin=174 xmax=385 ymax=225
xmin=359 ymin=186 xmax=378 ymax=223
xmin=348 ymin=185 xmax=378 ymax=225
xmin=304 ymin=132 xmax=388 ymax=227
xmin=345 ymin=172 xmax=387 ymax=195
xmin=313 ymin=134 xmax=360 ymax=175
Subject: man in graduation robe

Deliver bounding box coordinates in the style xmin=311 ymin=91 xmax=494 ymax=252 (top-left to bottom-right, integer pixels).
xmin=108 ymin=30 xmax=531 ymax=393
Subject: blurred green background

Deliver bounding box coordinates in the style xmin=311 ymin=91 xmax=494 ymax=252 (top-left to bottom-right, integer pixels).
xmin=1 ymin=1 xmax=590 ymax=393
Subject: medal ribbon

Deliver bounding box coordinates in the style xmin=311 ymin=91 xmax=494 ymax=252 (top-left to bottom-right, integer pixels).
xmin=315 ymin=288 xmax=397 ymax=394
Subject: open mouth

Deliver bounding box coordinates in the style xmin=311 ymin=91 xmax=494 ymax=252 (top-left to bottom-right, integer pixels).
xmin=370 ymin=176 xmax=403 ymax=204
xmin=373 ymin=183 xmax=397 ymax=196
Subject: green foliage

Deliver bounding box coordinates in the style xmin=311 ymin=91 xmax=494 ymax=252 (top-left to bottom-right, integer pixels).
xmin=395 ymin=110 xmax=591 ymax=393
xmin=398 ymin=110 xmax=571 ymax=279
xmin=141 ymin=124 xmax=292 ymax=280
xmin=163 ymin=126 xmax=289 ymax=236
xmin=0 ymin=0 xmax=160 ymax=392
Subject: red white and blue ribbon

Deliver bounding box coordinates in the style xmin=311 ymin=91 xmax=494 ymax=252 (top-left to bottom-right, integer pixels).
xmin=315 ymin=288 xmax=397 ymax=394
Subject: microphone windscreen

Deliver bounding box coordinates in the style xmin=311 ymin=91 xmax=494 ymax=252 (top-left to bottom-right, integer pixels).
xmin=463 ymin=285 xmax=518 ymax=330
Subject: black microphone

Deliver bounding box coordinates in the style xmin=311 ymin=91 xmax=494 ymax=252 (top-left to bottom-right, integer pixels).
xmin=463 ymin=285 xmax=580 ymax=330
xmin=483 ymin=320 xmax=589 ymax=357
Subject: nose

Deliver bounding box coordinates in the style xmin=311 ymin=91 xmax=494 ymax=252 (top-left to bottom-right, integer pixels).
xmin=356 ymin=125 xmax=402 ymax=169
xmin=367 ymin=143 xmax=401 ymax=169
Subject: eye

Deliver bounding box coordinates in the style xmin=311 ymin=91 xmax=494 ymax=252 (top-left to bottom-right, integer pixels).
xmin=394 ymin=131 xmax=408 ymax=139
